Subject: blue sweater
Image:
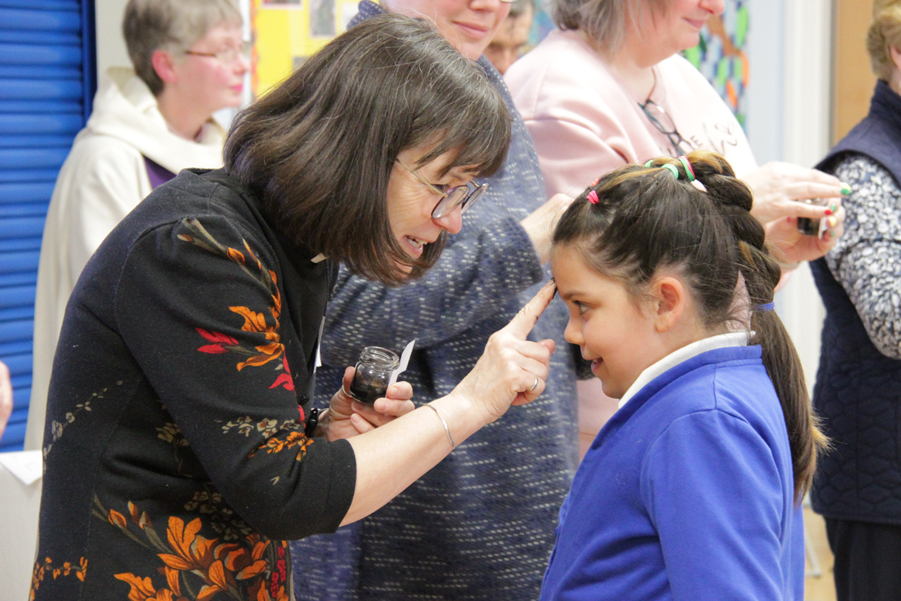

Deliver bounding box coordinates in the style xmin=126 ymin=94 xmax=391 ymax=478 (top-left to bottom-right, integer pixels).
xmin=541 ymin=346 xmax=804 ymax=601
xmin=290 ymin=3 xmax=584 ymax=600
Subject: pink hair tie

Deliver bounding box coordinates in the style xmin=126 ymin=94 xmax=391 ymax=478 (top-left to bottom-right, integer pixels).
xmin=587 ymin=190 xmax=600 ymax=205
xmin=677 ymin=155 xmax=695 ymax=182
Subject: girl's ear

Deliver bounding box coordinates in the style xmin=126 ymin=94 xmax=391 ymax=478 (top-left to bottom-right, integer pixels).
xmin=650 ymin=276 xmax=685 ymax=333
xmin=151 ymin=49 xmax=179 ymax=86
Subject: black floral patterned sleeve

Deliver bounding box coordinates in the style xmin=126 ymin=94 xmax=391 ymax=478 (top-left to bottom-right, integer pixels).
xmin=32 ymin=169 xmax=356 ymax=601
xmin=825 ymin=155 xmax=901 ymax=358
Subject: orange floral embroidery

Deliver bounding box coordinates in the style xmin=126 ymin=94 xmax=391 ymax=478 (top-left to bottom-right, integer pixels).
xmin=29 ymin=556 xmax=87 ymax=600
xmin=180 ymin=218 xmax=291 ymax=389
xmin=251 ymin=431 xmax=313 ymax=460
xmin=99 ymin=499 xmax=289 ymax=601
xmin=229 ymin=306 xmax=284 ymax=370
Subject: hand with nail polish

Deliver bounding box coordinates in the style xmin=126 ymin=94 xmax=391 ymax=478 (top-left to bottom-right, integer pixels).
xmin=741 ymin=162 xmax=848 ymax=264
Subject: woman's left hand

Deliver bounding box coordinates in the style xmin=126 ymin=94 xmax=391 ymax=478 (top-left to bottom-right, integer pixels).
xmin=764 ymin=201 xmax=846 ymax=266
xmin=742 ymin=162 xmax=848 ymax=263
xmin=324 ymin=367 xmax=415 ymax=441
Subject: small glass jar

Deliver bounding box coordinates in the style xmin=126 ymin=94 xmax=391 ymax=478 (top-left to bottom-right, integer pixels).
xmin=349 ymin=346 xmax=399 ymax=404
xmin=797 ymin=198 xmax=827 ymax=237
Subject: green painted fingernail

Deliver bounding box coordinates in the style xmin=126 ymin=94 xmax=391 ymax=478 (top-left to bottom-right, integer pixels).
xmin=830 ymin=203 xmax=837 ymax=212
xmin=841 ymin=183 xmax=851 ymax=195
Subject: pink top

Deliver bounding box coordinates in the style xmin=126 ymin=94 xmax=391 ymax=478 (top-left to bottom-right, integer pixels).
xmin=506 ymin=28 xmax=757 ymax=200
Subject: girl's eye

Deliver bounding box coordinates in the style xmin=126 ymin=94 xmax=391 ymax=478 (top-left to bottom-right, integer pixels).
xmin=575 ymin=301 xmax=589 ymax=315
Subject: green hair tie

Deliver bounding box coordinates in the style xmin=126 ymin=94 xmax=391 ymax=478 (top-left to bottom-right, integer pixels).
xmin=645 ymin=160 xmax=679 ymax=180
xmin=661 ymin=164 xmax=679 ymax=179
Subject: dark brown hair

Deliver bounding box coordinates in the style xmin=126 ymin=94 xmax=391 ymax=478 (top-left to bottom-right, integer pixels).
xmin=225 ymin=14 xmax=511 ymax=287
xmin=552 ymin=150 xmax=828 ymax=501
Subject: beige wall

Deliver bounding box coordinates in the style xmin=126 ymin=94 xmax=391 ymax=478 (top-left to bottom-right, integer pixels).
xmin=95 ymin=0 xmax=131 ymax=75
xmin=832 ymin=0 xmax=878 ymax=144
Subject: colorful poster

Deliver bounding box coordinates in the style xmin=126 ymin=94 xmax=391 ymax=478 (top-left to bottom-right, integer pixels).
xmin=684 ymin=1 xmax=749 ymax=125
xmin=251 ymin=0 xmax=360 ymax=96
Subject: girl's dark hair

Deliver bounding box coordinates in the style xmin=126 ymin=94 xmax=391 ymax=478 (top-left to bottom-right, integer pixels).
xmin=225 ymin=14 xmax=512 ymax=286
xmin=552 ymin=150 xmax=828 ymax=501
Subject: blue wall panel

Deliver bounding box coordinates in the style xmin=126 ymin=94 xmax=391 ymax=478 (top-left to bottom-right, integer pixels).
xmin=0 ymin=0 xmax=95 ymax=451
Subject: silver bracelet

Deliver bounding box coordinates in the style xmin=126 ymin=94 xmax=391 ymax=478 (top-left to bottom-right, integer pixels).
xmin=424 ymin=404 xmax=455 ymax=450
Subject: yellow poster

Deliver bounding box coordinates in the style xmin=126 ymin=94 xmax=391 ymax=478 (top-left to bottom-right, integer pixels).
xmin=252 ymin=0 xmax=364 ymax=97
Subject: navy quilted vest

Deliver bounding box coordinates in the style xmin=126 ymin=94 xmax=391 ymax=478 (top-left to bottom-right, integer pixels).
xmin=809 ymin=80 xmax=901 ymax=523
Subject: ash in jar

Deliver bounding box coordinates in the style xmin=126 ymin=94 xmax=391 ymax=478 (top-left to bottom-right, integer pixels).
xmin=349 ymin=346 xmax=400 ymax=404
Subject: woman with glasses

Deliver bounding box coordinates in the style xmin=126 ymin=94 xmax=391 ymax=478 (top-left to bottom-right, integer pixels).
xmin=289 ymin=2 xmax=587 ymax=601
xmin=31 ymin=14 xmax=557 ymax=601
xmin=506 ymin=0 xmax=849 ymax=457
xmin=27 ymin=0 xmax=251 ymax=452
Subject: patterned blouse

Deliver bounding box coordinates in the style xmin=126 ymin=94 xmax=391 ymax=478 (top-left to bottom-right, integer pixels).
xmin=31 ymin=169 xmax=356 ymax=601
xmin=825 ymin=155 xmax=901 ymax=358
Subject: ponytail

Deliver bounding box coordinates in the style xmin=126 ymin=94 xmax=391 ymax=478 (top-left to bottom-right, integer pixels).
xmin=686 ymin=151 xmax=828 ymax=502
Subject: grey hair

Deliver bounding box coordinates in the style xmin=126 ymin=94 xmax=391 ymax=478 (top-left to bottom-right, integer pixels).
xmin=867 ymin=0 xmax=901 ymax=80
xmin=123 ymin=0 xmax=243 ymax=95
xmin=551 ymin=0 xmax=667 ymax=54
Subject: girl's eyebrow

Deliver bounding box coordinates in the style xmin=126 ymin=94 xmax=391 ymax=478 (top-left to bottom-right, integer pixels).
xmin=558 ymin=289 xmax=584 ymax=301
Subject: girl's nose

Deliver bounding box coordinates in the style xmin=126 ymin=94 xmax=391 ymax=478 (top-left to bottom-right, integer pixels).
xmin=563 ymin=318 xmax=582 ymax=346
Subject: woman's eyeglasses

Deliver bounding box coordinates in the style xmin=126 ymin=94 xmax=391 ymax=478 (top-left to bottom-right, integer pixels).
xmin=638 ymin=99 xmax=693 ymax=156
xmin=398 ymin=162 xmax=488 ymax=219
xmin=185 ymin=41 xmax=253 ymax=64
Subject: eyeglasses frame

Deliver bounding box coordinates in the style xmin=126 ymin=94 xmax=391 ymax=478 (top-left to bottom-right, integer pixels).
xmin=184 ymin=40 xmax=253 ymax=64
xmin=637 ymin=98 xmax=693 ymax=156
xmin=397 ymin=161 xmax=488 ymax=219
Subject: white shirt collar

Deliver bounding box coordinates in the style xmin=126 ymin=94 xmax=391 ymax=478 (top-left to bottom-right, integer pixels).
xmin=617 ymin=331 xmax=751 ymax=409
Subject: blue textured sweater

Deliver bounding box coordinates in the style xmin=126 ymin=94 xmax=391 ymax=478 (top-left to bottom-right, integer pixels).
xmin=290 ymin=3 xmax=584 ymax=599
xmin=810 ymin=80 xmax=901 ymax=524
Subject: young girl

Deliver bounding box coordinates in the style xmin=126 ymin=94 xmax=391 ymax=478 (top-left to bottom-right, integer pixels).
xmin=542 ymin=150 xmax=828 ymax=601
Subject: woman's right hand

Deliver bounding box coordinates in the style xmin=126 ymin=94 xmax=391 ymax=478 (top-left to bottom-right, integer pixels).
xmin=340 ymin=280 xmax=557 ymax=525
xmin=742 ymin=162 xmax=847 ymax=226
xmin=448 ymin=279 xmax=557 ymax=425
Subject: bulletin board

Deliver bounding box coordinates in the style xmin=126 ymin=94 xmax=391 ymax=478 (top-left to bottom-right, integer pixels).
xmin=251 ymin=0 xmax=361 ymax=96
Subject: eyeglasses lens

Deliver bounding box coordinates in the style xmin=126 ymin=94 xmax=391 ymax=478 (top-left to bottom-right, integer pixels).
xmin=643 ymin=102 xmax=676 ymax=134
xmin=432 ymin=183 xmax=486 ymax=219
xmin=641 ymin=101 xmax=691 ymax=155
